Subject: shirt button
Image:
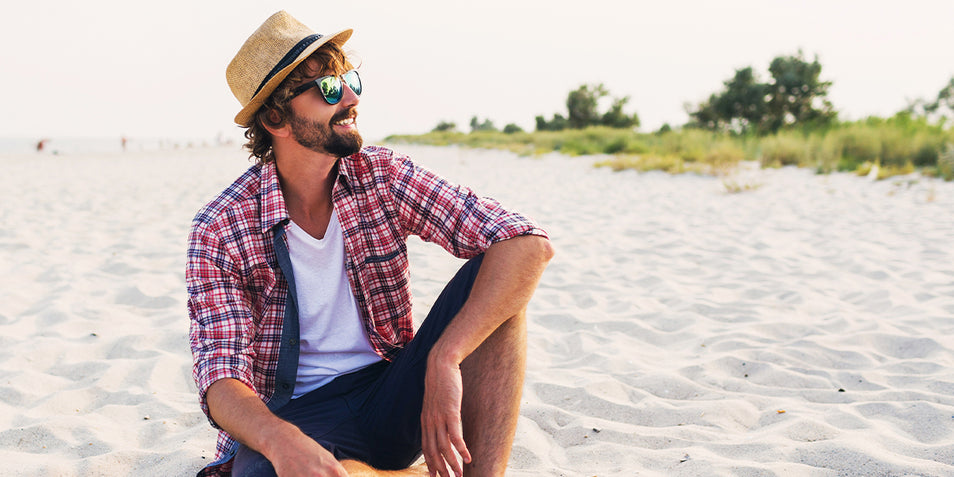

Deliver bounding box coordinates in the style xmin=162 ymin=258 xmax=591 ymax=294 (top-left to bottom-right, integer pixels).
xmin=289 ymin=338 xmax=298 ymax=346
xmin=282 ymin=383 xmax=290 ymax=390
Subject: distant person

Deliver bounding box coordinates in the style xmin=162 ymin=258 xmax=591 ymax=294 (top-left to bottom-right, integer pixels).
xmin=36 ymin=139 xmax=48 ymax=152
xmin=121 ymin=136 xmax=128 ymax=151
xmin=187 ymin=11 xmax=553 ymax=477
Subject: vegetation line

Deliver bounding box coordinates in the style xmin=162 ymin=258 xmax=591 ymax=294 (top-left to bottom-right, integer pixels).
xmin=386 ymin=51 xmax=954 ymax=181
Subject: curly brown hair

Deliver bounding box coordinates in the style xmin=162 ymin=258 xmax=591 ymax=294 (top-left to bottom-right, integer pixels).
xmin=243 ymin=42 xmax=354 ymax=165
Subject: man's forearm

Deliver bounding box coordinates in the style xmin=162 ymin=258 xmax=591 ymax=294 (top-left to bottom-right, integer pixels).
xmin=429 ymin=234 xmax=553 ymax=367
xmin=207 ymin=378 xmax=351 ymax=475
xmin=420 ymin=234 xmax=552 ymax=475
xmin=206 ymin=378 xmax=301 ymax=458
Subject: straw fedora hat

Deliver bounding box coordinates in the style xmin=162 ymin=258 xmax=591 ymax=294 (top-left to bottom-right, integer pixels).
xmin=227 ymin=11 xmax=352 ymax=126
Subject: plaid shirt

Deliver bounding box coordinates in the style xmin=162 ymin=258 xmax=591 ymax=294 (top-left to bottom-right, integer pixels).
xmin=187 ymin=145 xmax=547 ymax=476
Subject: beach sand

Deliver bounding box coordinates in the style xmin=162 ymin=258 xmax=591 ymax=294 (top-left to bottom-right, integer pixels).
xmin=1 ymin=144 xmax=952 ymax=476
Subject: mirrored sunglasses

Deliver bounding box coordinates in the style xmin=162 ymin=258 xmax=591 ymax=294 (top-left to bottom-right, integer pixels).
xmin=290 ymin=70 xmax=362 ymax=105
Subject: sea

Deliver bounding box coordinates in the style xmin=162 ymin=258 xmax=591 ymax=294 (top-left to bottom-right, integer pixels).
xmin=0 ymin=136 xmax=234 ymax=156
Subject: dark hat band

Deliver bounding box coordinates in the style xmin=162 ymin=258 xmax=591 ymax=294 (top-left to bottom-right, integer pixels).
xmin=254 ymin=33 xmax=324 ymax=96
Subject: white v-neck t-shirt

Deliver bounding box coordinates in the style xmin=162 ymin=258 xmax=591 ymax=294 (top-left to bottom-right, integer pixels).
xmin=286 ymin=210 xmax=382 ymax=398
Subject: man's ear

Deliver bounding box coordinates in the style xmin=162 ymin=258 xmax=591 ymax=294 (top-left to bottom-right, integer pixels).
xmin=261 ymin=109 xmax=291 ymax=138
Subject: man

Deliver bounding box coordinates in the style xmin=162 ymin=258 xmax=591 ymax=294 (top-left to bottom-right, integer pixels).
xmin=187 ymin=11 xmax=552 ymax=477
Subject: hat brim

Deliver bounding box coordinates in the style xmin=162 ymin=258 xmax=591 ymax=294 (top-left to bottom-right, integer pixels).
xmin=234 ymin=28 xmax=353 ymax=126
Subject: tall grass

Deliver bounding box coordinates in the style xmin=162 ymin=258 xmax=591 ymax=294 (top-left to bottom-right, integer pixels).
xmin=750 ymin=115 xmax=953 ymax=178
xmin=939 ymin=144 xmax=954 ymax=181
xmin=388 ymin=127 xmax=746 ymax=175
xmin=758 ymin=132 xmax=816 ymax=168
xmin=387 ymin=114 xmax=953 ymax=179
xmin=387 ymin=127 xmax=650 ymax=157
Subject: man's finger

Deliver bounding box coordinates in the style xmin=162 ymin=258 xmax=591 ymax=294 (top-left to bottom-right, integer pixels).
xmin=421 ymin=426 xmax=440 ymax=477
xmin=448 ymin=416 xmax=471 ymax=465
xmin=433 ymin=423 xmax=458 ymax=477
xmin=422 ymin=423 xmax=451 ymax=477
xmin=437 ymin=427 xmax=463 ymax=477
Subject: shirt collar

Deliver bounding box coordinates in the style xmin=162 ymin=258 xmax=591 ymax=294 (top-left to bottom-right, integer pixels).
xmin=336 ymin=154 xmax=355 ymax=192
xmin=259 ymin=152 xmax=360 ymax=234
xmin=260 ymin=161 xmax=290 ymax=234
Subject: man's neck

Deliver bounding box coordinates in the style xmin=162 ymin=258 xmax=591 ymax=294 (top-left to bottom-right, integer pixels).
xmin=273 ymin=143 xmax=340 ymax=239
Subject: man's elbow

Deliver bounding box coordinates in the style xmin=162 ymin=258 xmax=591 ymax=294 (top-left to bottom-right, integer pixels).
xmin=537 ymin=236 xmax=555 ymax=263
xmin=490 ymin=234 xmax=555 ymax=265
xmin=519 ymin=234 xmax=554 ymax=265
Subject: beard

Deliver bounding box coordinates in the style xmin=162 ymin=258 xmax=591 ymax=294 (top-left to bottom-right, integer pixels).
xmin=289 ymin=107 xmax=363 ymax=158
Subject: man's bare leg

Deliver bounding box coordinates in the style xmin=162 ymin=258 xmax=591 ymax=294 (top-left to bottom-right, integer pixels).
xmin=340 ymin=460 xmax=429 ymax=476
xmin=458 ymin=310 xmax=528 ymax=476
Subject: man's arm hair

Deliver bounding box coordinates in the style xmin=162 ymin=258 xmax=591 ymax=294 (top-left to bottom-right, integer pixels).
xmin=206 ymin=378 xmax=350 ymax=476
xmin=421 ymin=234 xmax=553 ymax=475
xmin=428 ymin=234 xmax=553 ymax=372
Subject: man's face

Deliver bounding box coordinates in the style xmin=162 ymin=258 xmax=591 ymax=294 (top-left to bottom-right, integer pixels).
xmin=288 ymin=70 xmax=363 ymax=157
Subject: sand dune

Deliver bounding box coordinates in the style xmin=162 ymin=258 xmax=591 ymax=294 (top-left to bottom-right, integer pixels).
xmin=1 ymin=144 xmax=952 ymax=476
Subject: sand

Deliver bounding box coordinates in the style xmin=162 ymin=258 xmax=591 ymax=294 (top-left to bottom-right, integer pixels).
xmin=1 ymin=144 xmax=952 ymax=476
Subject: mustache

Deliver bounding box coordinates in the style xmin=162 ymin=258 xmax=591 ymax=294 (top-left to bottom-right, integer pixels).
xmin=331 ymin=107 xmax=358 ymax=124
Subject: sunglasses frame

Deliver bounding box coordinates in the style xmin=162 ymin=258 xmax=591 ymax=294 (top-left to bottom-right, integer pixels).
xmin=289 ymin=69 xmax=362 ymax=105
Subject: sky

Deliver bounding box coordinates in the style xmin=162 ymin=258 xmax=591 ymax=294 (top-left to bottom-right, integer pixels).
xmin=2 ymin=0 xmax=953 ymax=144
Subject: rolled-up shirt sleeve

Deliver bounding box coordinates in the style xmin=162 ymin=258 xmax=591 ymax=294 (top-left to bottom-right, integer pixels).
xmin=387 ymin=153 xmax=548 ymax=258
xmin=187 ymin=219 xmax=257 ymax=428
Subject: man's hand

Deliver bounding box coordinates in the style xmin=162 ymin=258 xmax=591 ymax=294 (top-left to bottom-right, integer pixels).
xmin=421 ymin=359 xmax=472 ymax=477
xmin=269 ymin=430 xmax=349 ymax=477
xmin=419 ymin=236 xmax=552 ymax=476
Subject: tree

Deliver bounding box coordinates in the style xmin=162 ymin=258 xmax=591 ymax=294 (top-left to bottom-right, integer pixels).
xmin=686 ymin=52 xmax=834 ymax=134
xmin=469 ymin=116 xmax=497 ymax=132
xmin=502 ymin=123 xmax=524 ymax=134
xmin=535 ymin=83 xmax=639 ymax=131
xmin=719 ymin=67 xmax=769 ymax=133
xmin=601 ymin=96 xmax=640 ymax=129
xmin=687 ymin=66 xmax=767 ymax=134
xmin=933 ymin=77 xmax=954 ymax=115
xmin=685 ymin=95 xmax=722 ymax=131
xmin=431 ymin=120 xmax=456 ymax=132
xmin=566 ymin=84 xmax=609 ymax=129
xmin=909 ymin=76 xmax=954 ymax=121
xmin=764 ymin=50 xmax=835 ymax=132
xmin=535 ymin=114 xmax=568 ymax=131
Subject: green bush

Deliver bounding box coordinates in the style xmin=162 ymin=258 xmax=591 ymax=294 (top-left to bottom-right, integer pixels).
xmin=912 ymin=141 xmax=940 ymax=167
xmin=878 ymin=126 xmax=913 ymax=167
xmin=830 ymin=125 xmax=882 ymax=169
xmin=603 ymin=134 xmax=648 ymax=155
xmin=559 ymin=138 xmax=602 ymax=156
xmin=759 ymin=132 xmax=810 ymax=167
xmin=431 ymin=120 xmax=457 ymax=132
xmin=650 ymin=129 xmax=715 ymax=162
xmin=595 ymin=154 xmax=686 ymax=174
xmin=939 ymin=144 xmax=954 ymax=181
xmin=704 ymin=141 xmax=745 ymax=171
xmin=502 ymin=123 xmax=524 ymax=134
xmin=813 ymin=134 xmax=841 ymax=173
xmin=542 ymin=127 xmax=648 ymax=156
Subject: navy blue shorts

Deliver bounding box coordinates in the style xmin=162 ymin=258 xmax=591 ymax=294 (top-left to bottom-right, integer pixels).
xmin=232 ymin=255 xmax=483 ymax=476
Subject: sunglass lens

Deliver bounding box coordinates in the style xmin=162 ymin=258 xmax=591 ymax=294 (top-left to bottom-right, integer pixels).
xmin=343 ymin=70 xmax=362 ymax=96
xmin=319 ymin=76 xmax=343 ymax=104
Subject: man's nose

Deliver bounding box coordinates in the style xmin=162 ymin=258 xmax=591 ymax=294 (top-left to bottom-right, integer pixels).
xmin=340 ymin=80 xmax=360 ymax=106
